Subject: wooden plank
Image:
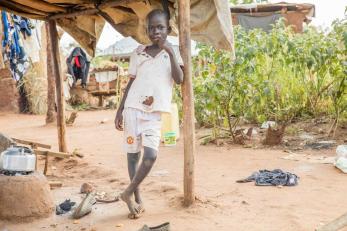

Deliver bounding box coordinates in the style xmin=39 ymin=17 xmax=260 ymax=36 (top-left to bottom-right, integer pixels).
xmin=43 ymin=154 xmax=49 ymax=175
xmin=34 ymin=149 xmax=71 ymax=158
xmin=47 ymin=20 xmax=68 ymax=153
xmin=178 ymin=0 xmax=195 ymax=206
xmin=48 ymin=0 xmax=141 ymax=20
xmin=45 ymin=22 xmax=57 ymax=124
xmin=0 ymin=0 xmax=48 ymax=16
xmin=0 ymin=5 xmax=45 ymax=20
xmin=49 ymin=181 xmax=62 ymax=189
xmin=316 ymin=212 xmax=347 ymax=231
xmin=90 ymin=66 xmax=118 ymax=73
xmin=45 ymin=0 xmax=95 ymax=4
xmin=90 ymin=89 xmax=117 ymax=96
xmin=12 ymin=138 xmax=52 ymax=149
xmin=49 ymin=8 xmax=98 ymax=20
xmin=35 ymin=153 xmax=38 ymax=170
xmin=10 ymin=0 xmax=66 ymax=12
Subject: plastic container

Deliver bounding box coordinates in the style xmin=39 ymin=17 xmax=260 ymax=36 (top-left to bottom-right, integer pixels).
xmin=161 ymin=103 xmax=180 ymax=142
xmin=336 ymin=145 xmax=347 ymax=158
xmin=163 ymin=131 xmax=177 ymax=146
xmin=335 ymin=157 xmax=347 ymax=173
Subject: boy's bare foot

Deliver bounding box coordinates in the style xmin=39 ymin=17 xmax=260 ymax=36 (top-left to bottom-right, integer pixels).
xmin=135 ymin=203 xmax=145 ymax=214
xmin=120 ymin=192 xmax=141 ymax=219
xmin=134 ymin=194 xmax=145 ymax=214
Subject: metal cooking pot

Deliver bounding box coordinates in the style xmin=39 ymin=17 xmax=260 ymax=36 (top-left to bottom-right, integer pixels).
xmin=0 ymin=145 xmax=36 ymax=172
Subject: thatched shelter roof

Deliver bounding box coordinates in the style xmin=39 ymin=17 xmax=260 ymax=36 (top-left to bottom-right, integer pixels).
xmin=0 ymin=0 xmax=234 ymax=56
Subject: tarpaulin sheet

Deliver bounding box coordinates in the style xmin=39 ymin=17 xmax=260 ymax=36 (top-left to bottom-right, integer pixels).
xmin=0 ymin=0 xmax=234 ymax=57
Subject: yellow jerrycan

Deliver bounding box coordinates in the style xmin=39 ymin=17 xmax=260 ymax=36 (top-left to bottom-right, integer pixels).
xmin=161 ymin=103 xmax=180 ymax=146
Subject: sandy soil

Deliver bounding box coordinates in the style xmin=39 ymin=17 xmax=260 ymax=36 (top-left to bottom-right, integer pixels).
xmin=0 ymin=110 xmax=346 ymax=231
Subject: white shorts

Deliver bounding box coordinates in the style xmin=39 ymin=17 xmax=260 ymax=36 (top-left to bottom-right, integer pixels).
xmin=123 ymin=108 xmax=162 ymax=153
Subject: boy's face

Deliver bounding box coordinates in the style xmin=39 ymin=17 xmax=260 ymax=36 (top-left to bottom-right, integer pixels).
xmin=147 ymin=14 xmax=170 ymax=44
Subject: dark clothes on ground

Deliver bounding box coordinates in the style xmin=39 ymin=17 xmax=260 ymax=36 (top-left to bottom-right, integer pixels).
xmin=56 ymin=199 xmax=76 ymax=215
xmin=237 ymin=169 xmax=299 ymax=186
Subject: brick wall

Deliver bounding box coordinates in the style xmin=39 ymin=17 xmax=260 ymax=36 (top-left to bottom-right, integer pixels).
xmin=0 ymin=68 xmax=19 ymax=112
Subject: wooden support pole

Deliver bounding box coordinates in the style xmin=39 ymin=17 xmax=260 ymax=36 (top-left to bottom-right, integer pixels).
xmin=43 ymin=154 xmax=49 ymax=175
xmin=47 ymin=20 xmax=67 ymax=153
xmin=178 ymin=0 xmax=195 ymax=206
xmin=32 ymin=144 xmax=38 ymax=171
xmin=98 ymin=95 xmax=103 ymax=107
xmin=45 ymin=22 xmax=57 ymax=124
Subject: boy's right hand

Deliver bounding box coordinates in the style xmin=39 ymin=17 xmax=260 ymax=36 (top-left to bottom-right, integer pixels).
xmin=115 ymin=111 xmax=123 ymax=131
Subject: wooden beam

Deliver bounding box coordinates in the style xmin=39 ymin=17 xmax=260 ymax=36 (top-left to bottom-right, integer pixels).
xmin=90 ymin=89 xmax=117 ymax=96
xmin=48 ymin=0 xmax=141 ymax=20
xmin=10 ymin=0 xmax=66 ymax=12
xmin=34 ymin=149 xmax=71 ymax=158
xmin=98 ymin=0 xmax=142 ymax=10
xmin=45 ymin=0 xmax=95 ymax=3
xmin=12 ymin=138 xmax=52 ymax=149
xmin=0 ymin=5 xmax=45 ymax=20
xmin=179 ymin=0 xmax=195 ymax=206
xmin=47 ymin=20 xmax=68 ymax=153
xmin=45 ymin=22 xmax=57 ymax=124
xmin=49 ymin=8 xmax=98 ymax=20
xmin=0 ymin=0 xmax=48 ymax=16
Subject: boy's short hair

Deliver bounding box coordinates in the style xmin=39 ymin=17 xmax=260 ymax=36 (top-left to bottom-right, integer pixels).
xmin=146 ymin=9 xmax=170 ymax=27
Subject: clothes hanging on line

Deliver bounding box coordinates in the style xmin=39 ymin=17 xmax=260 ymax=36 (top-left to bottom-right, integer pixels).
xmin=12 ymin=14 xmax=34 ymax=39
xmin=0 ymin=17 xmax=4 ymax=69
xmin=21 ymin=20 xmax=42 ymax=63
xmin=1 ymin=11 xmax=30 ymax=81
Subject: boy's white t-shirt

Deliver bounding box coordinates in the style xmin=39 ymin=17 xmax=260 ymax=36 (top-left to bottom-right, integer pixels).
xmin=124 ymin=45 xmax=183 ymax=113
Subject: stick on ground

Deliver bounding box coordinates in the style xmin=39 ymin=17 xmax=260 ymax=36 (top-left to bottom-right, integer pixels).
xmin=316 ymin=212 xmax=347 ymax=231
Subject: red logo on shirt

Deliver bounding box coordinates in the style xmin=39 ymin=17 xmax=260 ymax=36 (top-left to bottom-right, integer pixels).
xmin=127 ymin=136 xmax=134 ymax=144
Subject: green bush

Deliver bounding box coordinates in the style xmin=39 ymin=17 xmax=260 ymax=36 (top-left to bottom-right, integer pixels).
xmin=186 ymin=16 xmax=346 ymax=138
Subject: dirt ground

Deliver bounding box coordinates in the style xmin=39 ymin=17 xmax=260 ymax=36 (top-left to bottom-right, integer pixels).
xmin=0 ymin=110 xmax=347 ymax=231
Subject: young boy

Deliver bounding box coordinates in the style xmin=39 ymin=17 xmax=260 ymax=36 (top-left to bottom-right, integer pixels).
xmin=114 ymin=9 xmax=184 ymax=219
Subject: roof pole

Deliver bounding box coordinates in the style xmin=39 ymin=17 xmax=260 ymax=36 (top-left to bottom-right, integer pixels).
xmin=45 ymin=22 xmax=56 ymax=124
xmin=178 ymin=0 xmax=195 ymax=206
xmin=47 ymin=20 xmax=67 ymax=153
